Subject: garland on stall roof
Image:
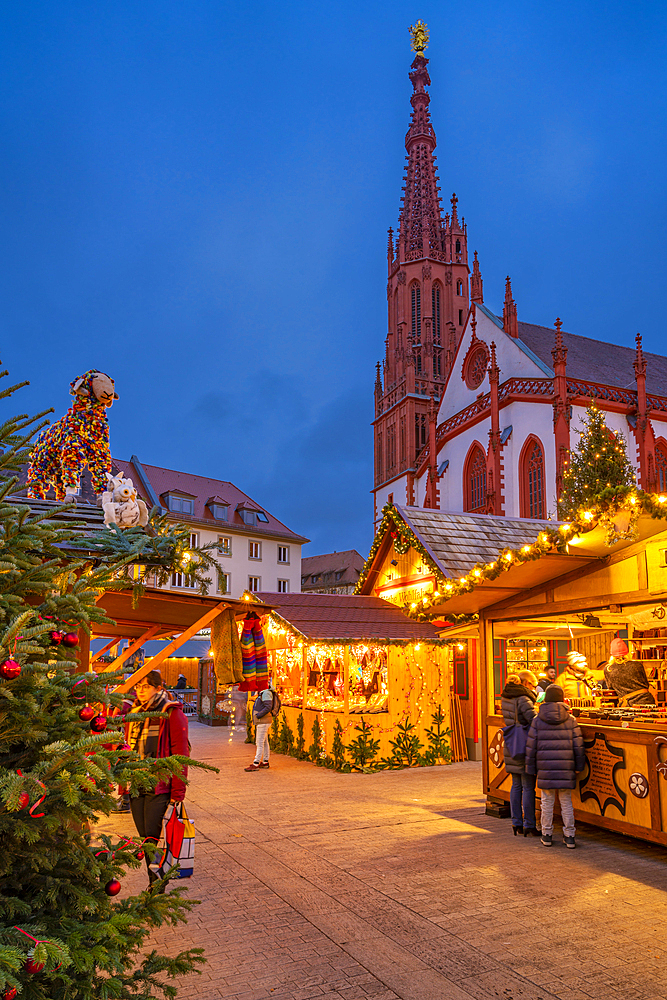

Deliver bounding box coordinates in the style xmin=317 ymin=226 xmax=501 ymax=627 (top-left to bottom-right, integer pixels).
xmin=407 ymin=488 xmax=667 ymax=622
xmin=355 ymin=504 xmax=448 ymax=596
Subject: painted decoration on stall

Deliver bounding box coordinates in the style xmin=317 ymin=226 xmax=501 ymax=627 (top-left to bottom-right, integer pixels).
xmin=628 ymin=773 xmax=649 ymax=799
xmin=488 ymin=729 xmax=504 ymax=768
xmin=654 ymin=736 xmax=667 ymax=779
xmin=579 ymin=731 xmax=627 ymax=816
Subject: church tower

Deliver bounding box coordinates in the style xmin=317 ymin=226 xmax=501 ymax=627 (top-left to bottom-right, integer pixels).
xmin=373 ymin=22 xmax=470 ymax=511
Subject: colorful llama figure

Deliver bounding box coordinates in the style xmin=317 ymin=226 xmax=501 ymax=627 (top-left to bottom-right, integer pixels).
xmin=26 ymin=370 xmax=118 ymax=500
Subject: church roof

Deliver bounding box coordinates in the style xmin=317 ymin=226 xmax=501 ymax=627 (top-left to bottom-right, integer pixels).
xmin=398 ymin=506 xmax=556 ymax=579
xmin=517 ymin=319 xmax=667 ymax=396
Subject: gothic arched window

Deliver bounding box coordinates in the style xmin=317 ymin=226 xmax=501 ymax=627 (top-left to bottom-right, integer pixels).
xmin=411 ymin=283 xmax=421 ymax=344
xmin=432 ymin=283 xmax=442 ymax=345
xmin=456 ymin=278 xmax=464 ymax=296
xmin=657 ymin=440 xmax=667 ymax=493
xmin=520 ymin=437 xmax=546 ymax=519
xmin=455 ymin=239 xmax=461 ymax=258
xmin=465 ymin=444 xmax=487 ymax=513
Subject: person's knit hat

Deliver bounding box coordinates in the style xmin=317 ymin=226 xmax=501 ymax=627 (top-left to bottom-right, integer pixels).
xmin=567 ymin=650 xmax=587 ymax=668
xmin=610 ymin=638 xmax=629 ymax=656
xmin=544 ymin=684 xmax=565 ymax=703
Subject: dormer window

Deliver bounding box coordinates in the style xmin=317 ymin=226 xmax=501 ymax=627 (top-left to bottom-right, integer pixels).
xmin=163 ymin=491 xmax=195 ymax=515
xmin=237 ymin=503 xmax=269 ymax=525
xmin=206 ymin=497 xmax=229 ymax=521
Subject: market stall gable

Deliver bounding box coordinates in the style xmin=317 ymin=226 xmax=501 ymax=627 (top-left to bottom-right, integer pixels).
xmin=417 ymin=505 xmax=667 ymax=846
xmin=245 ymin=591 xmax=451 ymax=758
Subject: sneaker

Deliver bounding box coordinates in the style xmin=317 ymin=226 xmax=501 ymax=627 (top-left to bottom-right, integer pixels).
xmin=244 ymin=762 xmax=260 ymax=771
xmin=541 ymin=833 xmax=553 ymax=847
xmin=563 ymin=835 xmax=576 ymax=849
xmin=259 ymin=761 xmax=270 ymax=768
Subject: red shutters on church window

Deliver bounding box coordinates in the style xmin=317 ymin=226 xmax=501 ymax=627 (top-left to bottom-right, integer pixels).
xmin=520 ymin=437 xmax=545 ymax=519
xmin=465 ymin=445 xmax=487 ymax=513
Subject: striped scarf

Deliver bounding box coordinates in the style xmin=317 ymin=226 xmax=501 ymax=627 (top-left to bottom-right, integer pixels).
xmin=128 ymin=688 xmax=170 ymax=759
xmin=239 ymin=617 xmax=268 ymax=692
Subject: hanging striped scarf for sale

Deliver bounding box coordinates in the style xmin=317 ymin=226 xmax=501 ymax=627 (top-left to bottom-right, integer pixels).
xmin=239 ymin=616 xmax=268 ymax=692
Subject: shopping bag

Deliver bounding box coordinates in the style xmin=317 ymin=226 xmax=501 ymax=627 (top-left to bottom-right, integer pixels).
xmin=149 ymin=801 xmax=195 ymax=879
xmin=502 ymin=700 xmax=529 ymax=760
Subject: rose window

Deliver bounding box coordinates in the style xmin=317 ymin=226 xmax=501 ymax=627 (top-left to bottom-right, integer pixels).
xmin=465 ymin=345 xmax=489 ymax=390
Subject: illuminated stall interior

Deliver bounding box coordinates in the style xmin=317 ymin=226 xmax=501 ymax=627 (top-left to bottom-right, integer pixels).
xmin=247 ymin=591 xmax=451 ymax=759
xmin=408 ymin=502 xmax=667 ymax=845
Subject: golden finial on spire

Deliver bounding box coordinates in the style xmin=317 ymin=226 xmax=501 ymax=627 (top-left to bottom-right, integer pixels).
xmin=409 ymin=20 xmax=429 ymax=54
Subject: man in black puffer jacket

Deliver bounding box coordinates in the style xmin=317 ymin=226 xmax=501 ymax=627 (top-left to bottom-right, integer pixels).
xmin=501 ymin=674 xmax=538 ymax=834
xmin=525 ymin=685 xmax=585 ymax=849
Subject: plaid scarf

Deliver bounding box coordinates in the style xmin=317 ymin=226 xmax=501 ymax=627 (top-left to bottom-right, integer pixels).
xmin=128 ymin=688 xmax=170 ymax=759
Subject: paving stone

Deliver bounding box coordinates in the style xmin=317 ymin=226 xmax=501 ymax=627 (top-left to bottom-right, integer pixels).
xmin=95 ymin=723 xmax=667 ymax=1000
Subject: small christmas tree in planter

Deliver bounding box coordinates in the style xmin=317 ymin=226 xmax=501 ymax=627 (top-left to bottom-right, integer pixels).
xmin=423 ymin=704 xmax=453 ymax=765
xmin=383 ymin=717 xmax=424 ymax=768
xmin=268 ymin=713 xmax=280 ymax=750
xmin=278 ymin=712 xmax=295 ymax=755
xmin=331 ymin=718 xmax=349 ymax=772
xmin=347 ymin=719 xmax=380 ymax=772
xmin=245 ymin=706 xmax=254 ymax=744
xmin=294 ymin=712 xmax=308 ymax=760
xmin=308 ymin=717 xmax=323 ymax=763
xmin=559 ymin=403 xmax=636 ymax=522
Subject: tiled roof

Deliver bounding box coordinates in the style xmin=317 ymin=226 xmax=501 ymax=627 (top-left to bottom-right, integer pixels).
xmin=252 ymin=592 xmax=441 ymax=642
xmin=515 ymin=320 xmax=667 ymax=396
xmin=114 ymin=458 xmax=308 ymax=542
xmin=301 ymin=549 xmax=365 ymax=589
xmin=398 ymin=506 xmax=556 ymax=579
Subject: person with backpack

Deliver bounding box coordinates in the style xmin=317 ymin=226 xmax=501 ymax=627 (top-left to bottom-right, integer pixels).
xmin=244 ymin=682 xmax=281 ymax=772
xmin=525 ymin=684 xmax=586 ymax=849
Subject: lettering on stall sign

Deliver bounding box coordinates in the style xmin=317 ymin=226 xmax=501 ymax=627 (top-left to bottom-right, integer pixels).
xmin=579 ymin=732 xmax=627 ymax=817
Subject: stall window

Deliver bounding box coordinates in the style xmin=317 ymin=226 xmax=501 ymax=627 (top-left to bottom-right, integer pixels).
xmin=272 ymin=644 xmax=303 ymax=707
xmin=464 ymin=443 xmax=487 ymax=513
xmin=520 ymin=437 xmax=546 ymax=519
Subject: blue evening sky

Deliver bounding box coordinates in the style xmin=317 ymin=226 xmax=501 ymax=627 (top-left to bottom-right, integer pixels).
xmin=2 ymin=1 xmax=666 ymax=557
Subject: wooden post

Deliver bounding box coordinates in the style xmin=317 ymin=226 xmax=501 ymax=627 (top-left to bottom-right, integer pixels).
xmin=98 ymin=626 xmax=160 ymax=673
xmin=115 ymin=605 xmax=227 ymax=693
xmin=76 ymin=630 xmax=90 ymax=674
xmin=301 ymin=645 xmax=307 ymax=710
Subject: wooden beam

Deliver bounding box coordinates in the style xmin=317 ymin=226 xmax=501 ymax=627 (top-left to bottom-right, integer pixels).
xmin=115 ymin=604 xmax=227 ymax=693
xmin=486 ymin=588 xmax=664 ymax=622
xmin=90 ymin=638 xmax=118 ymax=666
xmin=484 ymin=556 xmax=610 ymax=616
xmin=98 ymin=625 xmax=160 ymax=674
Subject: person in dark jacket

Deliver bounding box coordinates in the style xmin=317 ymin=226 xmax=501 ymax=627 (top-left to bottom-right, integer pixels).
xmin=501 ymin=671 xmax=538 ymax=836
xmin=525 ymin=685 xmax=585 ymax=849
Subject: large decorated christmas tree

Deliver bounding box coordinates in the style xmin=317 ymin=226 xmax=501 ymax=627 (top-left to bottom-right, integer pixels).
xmin=0 ymin=368 xmax=210 ymax=999
xmin=558 ymin=403 xmax=636 ymax=520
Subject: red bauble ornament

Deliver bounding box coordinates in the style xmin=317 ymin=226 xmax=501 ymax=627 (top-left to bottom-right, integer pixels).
xmin=18 ymin=792 xmax=29 ymax=810
xmin=25 ymin=953 xmax=45 ymax=974
xmin=105 ymin=878 xmax=122 ymax=896
xmin=49 ymin=630 xmax=64 ymax=645
xmin=61 ymin=632 xmax=79 ymax=648
xmin=78 ymin=705 xmax=96 ymax=722
xmin=0 ymin=659 xmax=21 ymax=681
xmin=135 ymin=849 xmax=145 ymax=861
xmin=90 ymin=715 xmax=107 ymax=733
xmin=4 ymin=986 xmax=18 ymax=999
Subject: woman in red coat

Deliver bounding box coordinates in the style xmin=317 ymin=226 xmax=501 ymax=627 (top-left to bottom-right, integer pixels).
xmin=125 ymin=669 xmax=189 ymax=884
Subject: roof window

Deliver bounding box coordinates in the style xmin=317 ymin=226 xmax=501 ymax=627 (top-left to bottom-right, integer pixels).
xmin=206 ymin=497 xmax=229 ymax=521
xmin=163 ymin=492 xmax=195 ymax=515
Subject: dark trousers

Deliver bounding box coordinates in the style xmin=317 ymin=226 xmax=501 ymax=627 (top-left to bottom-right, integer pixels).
xmin=510 ymin=772 xmax=536 ymax=830
xmin=130 ymin=792 xmax=170 ymax=881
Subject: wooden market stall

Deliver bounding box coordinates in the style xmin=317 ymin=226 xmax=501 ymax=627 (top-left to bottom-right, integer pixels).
xmin=397 ymin=502 xmax=667 ymax=846
xmin=245 ymin=592 xmax=452 ymax=759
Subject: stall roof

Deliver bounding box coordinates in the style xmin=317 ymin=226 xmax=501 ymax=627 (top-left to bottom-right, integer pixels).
xmin=249 ymin=592 xmax=441 ymax=642
xmin=94 ymin=589 xmax=272 ymax=640
xmin=397 ymin=507 xmax=557 ymax=578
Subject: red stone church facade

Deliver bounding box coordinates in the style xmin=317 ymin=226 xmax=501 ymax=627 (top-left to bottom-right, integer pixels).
xmin=373 ymin=40 xmax=667 ymax=523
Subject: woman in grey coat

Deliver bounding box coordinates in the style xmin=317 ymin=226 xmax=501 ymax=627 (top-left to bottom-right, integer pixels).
xmin=501 ymin=670 xmax=538 ymax=836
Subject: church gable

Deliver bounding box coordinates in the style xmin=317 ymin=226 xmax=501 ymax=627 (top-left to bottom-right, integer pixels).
xmin=438 ymin=305 xmax=552 ymax=423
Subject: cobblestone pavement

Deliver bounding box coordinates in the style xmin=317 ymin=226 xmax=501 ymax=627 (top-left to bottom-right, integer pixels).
xmin=99 ymin=722 xmax=667 ymax=1000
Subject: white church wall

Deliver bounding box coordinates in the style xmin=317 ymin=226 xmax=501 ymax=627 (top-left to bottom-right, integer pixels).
xmin=438 ymin=310 xmax=552 ymax=423
xmin=375 ymin=477 xmax=408 ymax=521
xmin=434 ymin=419 xmax=492 ymax=512
xmin=499 ymin=400 xmax=558 ymax=518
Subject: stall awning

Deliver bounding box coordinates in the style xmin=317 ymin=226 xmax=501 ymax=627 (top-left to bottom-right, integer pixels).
xmin=93 ymin=589 xmax=265 ymax=640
